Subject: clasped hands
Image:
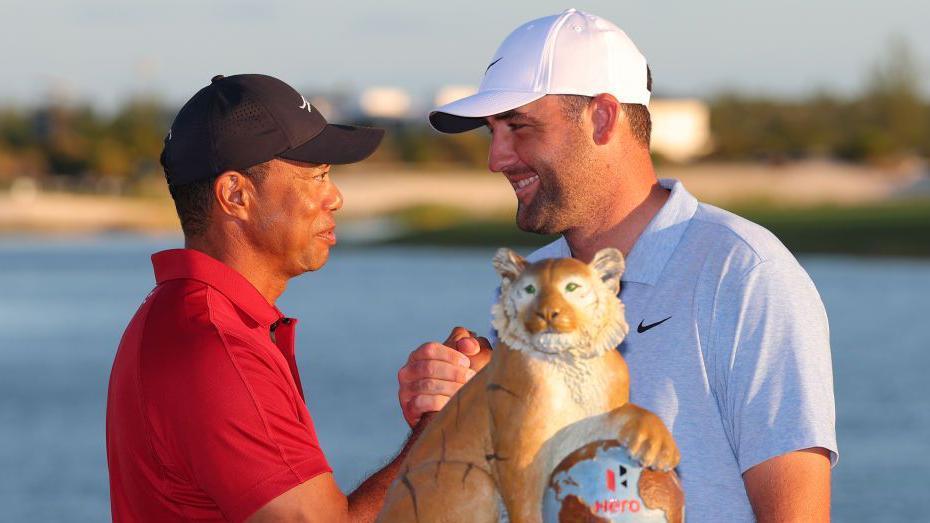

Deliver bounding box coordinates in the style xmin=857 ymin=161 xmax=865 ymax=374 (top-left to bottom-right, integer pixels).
xmin=397 ymin=326 xmax=492 ymax=427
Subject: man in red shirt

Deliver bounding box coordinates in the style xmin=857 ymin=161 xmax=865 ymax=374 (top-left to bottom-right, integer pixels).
xmin=106 ymin=74 xmax=481 ymax=522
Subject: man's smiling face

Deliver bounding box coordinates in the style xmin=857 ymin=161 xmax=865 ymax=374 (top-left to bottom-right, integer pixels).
xmin=485 ymin=95 xmax=599 ymax=235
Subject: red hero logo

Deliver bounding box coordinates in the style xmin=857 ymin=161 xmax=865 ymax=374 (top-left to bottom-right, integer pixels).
xmin=597 ymin=465 xmax=641 ymax=513
xmin=594 ymin=499 xmax=642 ymax=513
xmin=606 ymin=465 xmax=628 ymax=491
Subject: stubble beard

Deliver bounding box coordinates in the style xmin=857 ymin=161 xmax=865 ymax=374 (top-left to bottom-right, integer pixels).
xmin=515 ymin=165 xmax=566 ymax=235
xmin=515 ymin=135 xmax=596 ymax=236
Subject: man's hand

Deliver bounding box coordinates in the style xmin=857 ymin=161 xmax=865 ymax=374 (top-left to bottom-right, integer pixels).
xmin=397 ymin=326 xmax=492 ymax=427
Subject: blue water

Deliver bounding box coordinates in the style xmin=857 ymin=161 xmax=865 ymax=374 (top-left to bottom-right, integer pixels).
xmin=0 ymin=236 xmax=927 ymax=522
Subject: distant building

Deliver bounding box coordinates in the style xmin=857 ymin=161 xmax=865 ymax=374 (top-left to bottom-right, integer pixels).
xmin=433 ymin=85 xmax=478 ymax=108
xmin=358 ymin=87 xmax=412 ymax=119
xmin=649 ymin=99 xmax=711 ymax=163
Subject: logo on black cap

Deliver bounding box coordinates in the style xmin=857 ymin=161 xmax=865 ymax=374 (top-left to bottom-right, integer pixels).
xmin=298 ymin=95 xmax=313 ymax=114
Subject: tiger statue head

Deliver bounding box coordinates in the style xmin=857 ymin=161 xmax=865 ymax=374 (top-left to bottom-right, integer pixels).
xmin=491 ymin=247 xmax=629 ymax=363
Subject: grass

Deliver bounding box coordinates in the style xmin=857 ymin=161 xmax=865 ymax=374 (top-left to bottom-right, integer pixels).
xmin=736 ymin=200 xmax=930 ymax=257
xmin=383 ymin=205 xmax=557 ymax=248
xmin=383 ymin=200 xmax=930 ymax=257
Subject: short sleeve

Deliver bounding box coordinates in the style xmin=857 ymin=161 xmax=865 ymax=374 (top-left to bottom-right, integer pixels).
xmin=166 ymin=331 xmax=331 ymax=522
xmin=712 ymin=259 xmax=838 ymax=473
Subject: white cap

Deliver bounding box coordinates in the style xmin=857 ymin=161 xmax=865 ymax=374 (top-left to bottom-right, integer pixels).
xmin=430 ymin=8 xmax=650 ymax=133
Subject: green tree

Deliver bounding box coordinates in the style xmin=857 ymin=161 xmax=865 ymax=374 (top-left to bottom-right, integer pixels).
xmin=848 ymin=37 xmax=928 ymax=160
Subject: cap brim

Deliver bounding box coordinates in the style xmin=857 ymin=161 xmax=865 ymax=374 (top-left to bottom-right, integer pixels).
xmin=429 ymin=90 xmax=545 ymax=133
xmin=278 ymin=124 xmax=385 ymax=165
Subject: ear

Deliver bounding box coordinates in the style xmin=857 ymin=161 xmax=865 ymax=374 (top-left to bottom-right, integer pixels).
xmin=589 ymin=248 xmax=625 ymax=295
xmin=492 ymin=248 xmax=527 ymax=282
xmin=213 ymin=170 xmax=257 ymax=221
xmin=590 ymin=93 xmax=622 ymax=146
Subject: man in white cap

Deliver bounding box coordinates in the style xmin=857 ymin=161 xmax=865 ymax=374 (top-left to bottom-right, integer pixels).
xmin=397 ymin=9 xmax=837 ymax=522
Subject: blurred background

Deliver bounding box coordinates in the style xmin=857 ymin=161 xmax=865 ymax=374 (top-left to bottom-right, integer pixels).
xmin=1 ymin=1 xmax=928 ymax=521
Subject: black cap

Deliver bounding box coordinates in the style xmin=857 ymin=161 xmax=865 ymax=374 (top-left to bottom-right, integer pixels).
xmin=160 ymin=74 xmax=385 ymax=186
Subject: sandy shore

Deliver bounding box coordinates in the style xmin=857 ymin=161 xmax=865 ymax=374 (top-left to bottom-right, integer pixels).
xmin=1 ymin=161 xmax=926 ymax=234
xmin=337 ymin=160 xmax=927 ymax=217
xmin=0 ymin=192 xmax=178 ymax=234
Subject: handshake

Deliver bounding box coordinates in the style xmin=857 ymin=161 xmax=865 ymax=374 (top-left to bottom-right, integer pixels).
xmin=396 ymin=326 xmax=493 ymax=428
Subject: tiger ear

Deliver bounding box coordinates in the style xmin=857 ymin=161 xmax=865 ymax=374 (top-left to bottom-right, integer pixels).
xmin=589 ymin=248 xmax=625 ymax=294
xmin=493 ymin=248 xmax=527 ymax=282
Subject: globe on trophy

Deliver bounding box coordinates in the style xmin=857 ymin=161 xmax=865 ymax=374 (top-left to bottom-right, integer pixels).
xmin=544 ymin=440 xmax=683 ymax=522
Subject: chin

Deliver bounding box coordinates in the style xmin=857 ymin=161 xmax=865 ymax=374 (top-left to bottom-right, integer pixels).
xmin=531 ymin=332 xmax=577 ymax=355
xmin=516 ymin=199 xmax=568 ymax=235
xmin=308 ymin=255 xmax=329 ymax=272
xmin=299 ymin=249 xmax=330 ymax=273
xmin=517 ymin=213 xmax=559 ymax=235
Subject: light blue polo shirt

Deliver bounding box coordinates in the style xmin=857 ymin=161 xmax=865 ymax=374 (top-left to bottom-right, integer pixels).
xmin=511 ymin=179 xmax=838 ymax=522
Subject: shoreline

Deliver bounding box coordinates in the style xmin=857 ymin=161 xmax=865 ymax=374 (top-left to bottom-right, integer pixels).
xmin=2 ymin=161 xmax=928 ymax=257
xmin=378 ymin=199 xmax=930 ymax=258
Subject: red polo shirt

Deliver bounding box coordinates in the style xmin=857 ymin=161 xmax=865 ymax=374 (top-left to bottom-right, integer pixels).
xmin=106 ymin=249 xmax=330 ymax=522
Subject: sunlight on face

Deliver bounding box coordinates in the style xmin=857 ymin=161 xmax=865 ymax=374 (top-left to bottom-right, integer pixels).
xmin=250 ymin=159 xmax=342 ymax=276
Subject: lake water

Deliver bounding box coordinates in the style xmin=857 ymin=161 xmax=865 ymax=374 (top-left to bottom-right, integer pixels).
xmin=0 ymin=236 xmax=928 ymax=522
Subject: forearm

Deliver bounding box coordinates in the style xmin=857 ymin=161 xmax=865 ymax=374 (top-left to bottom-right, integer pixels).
xmin=347 ymin=414 xmax=433 ymax=521
xmin=346 ymin=457 xmax=403 ymax=521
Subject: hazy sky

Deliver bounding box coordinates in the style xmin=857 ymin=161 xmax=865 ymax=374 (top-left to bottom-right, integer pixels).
xmin=2 ymin=0 xmax=928 ymax=109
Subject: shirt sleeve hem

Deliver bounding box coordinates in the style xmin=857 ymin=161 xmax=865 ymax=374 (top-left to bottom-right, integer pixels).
xmin=738 ymin=440 xmax=839 ymax=475
xmin=227 ymin=455 xmax=333 ymax=523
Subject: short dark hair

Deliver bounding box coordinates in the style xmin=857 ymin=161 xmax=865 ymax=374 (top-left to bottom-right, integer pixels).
xmin=559 ymin=66 xmax=653 ymax=148
xmin=168 ymin=162 xmax=270 ymax=237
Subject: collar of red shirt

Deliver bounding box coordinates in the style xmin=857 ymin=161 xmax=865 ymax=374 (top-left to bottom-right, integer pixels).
xmin=151 ymin=249 xmax=284 ymax=327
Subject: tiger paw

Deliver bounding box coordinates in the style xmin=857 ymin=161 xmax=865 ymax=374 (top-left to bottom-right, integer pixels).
xmin=615 ymin=407 xmax=680 ymax=472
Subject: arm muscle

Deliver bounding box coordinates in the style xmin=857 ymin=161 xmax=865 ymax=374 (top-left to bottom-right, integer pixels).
xmin=742 ymin=447 xmax=831 ymax=522
xmin=246 ymin=472 xmax=347 ymax=523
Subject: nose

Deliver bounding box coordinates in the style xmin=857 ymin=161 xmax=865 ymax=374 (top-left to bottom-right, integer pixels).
xmin=487 ymin=127 xmax=518 ymax=173
xmin=536 ymin=306 xmax=561 ymax=323
xmin=524 ymin=292 xmax=576 ymax=334
xmin=327 ymin=182 xmax=343 ymax=212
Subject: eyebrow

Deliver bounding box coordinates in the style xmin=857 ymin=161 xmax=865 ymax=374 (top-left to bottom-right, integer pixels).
xmin=293 ymin=164 xmax=329 ymax=177
xmin=486 ymin=110 xmax=536 ymax=125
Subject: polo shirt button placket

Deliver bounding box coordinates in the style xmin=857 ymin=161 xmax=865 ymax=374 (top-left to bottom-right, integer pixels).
xmin=273 ymin=317 xmax=306 ymax=400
